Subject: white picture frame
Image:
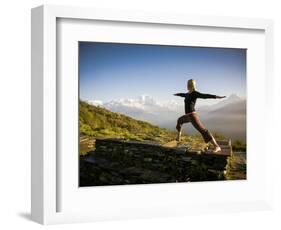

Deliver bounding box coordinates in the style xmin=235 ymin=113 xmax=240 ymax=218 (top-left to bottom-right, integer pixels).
xmin=31 ymin=5 xmax=274 ymax=225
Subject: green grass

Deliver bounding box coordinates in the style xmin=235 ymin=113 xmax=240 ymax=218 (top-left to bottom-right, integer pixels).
xmin=79 ymin=101 xmax=209 ymax=155
xmin=225 ymin=152 xmax=246 ymax=180
xmin=80 ymin=100 xmax=175 ymax=142
xmin=232 ymin=140 xmax=246 ymax=152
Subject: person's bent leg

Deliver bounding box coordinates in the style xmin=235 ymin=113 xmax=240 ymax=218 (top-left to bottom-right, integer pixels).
xmin=176 ymin=116 xmax=183 ymax=141
xmin=176 ymin=115 xmax=190 ymax=141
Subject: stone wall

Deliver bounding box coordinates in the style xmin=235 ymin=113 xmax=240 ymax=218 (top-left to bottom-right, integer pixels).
xmin=80 ymin=138 xmax=231 ymax=186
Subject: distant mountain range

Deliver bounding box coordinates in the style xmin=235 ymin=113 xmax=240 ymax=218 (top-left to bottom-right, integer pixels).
xmin=87 ymin=94 xmax=246 ymax=141
xmin=198 ymin=95 xmax=246 ymax=141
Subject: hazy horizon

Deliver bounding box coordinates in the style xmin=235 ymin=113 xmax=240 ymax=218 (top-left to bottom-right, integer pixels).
xmin=84 ymin=93 xmax=246 ymax=141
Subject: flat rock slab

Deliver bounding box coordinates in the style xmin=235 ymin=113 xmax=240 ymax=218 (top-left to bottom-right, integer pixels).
xmin=204 ymin=148 xmax=232 ymax=156
xmin=162 ymin=140 xmax=178 ymax=148
xmin=162 ymin=139 xmax=232 ymax=157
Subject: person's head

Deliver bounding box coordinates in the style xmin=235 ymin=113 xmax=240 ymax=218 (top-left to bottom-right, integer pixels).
xmin=187 ymin=79 xmax=196 ymax=92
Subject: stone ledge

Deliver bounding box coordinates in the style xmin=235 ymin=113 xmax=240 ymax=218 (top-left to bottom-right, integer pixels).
xmin=79 ymin=138 xmax=232 ymax=186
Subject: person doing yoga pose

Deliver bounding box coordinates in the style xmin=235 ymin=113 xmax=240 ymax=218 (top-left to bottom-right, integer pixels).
xmin=174 ymin=79 xmax=226 ymax=153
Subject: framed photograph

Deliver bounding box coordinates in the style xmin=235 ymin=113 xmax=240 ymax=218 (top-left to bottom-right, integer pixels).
xmin=31 ymin=5 xmax=274 ymax=225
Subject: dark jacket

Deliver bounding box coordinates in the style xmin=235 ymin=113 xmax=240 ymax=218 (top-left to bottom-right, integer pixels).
xmin=175 ymin=90 xmax=217 ymax=114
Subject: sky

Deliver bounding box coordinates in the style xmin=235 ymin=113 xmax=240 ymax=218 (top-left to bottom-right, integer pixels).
xmin=79 ymin=42 xmax=246 ymax=103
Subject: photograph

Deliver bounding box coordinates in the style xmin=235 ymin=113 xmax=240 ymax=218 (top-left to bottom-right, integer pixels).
xmin=79 ymin=42 xmax=247 ymax=187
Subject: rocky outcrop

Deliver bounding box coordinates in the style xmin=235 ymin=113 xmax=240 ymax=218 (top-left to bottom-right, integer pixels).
xmin=80 ymin=138 xmax=231 ymax=186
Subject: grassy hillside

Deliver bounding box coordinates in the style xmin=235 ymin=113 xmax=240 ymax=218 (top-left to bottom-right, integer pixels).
xmin=80 ymin=100 xmax=175 ymax=142
xmin=79 ymin=101 xmax=207 ymax=154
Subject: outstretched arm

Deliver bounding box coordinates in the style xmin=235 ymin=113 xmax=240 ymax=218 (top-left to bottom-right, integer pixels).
xmin=174 ymin=93 xmax=186 ymax=97
xmin=196 ymin=91 xmax=226 ymax=99
xmin=216 ymin=95 xmax=226 ymax=99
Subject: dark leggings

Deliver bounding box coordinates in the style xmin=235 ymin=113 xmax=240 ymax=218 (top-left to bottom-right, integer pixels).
xmin=176 ymin=112 xmax=213 ymax=143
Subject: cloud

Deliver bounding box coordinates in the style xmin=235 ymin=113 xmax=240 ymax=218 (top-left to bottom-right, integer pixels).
xmin=89 ymin=95 xmax=182 ymax=114
xmin=87 ymin=100 xmax=103 ymax=106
